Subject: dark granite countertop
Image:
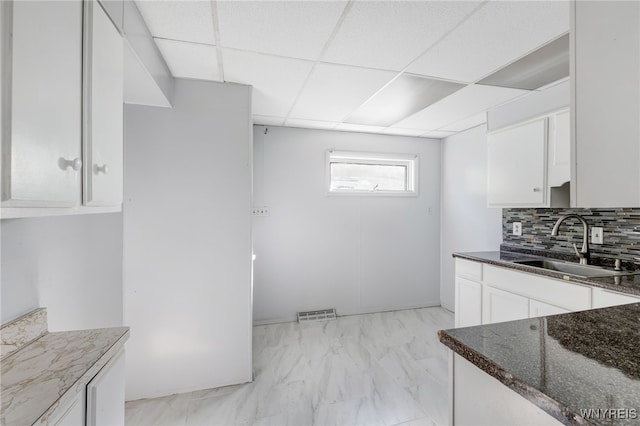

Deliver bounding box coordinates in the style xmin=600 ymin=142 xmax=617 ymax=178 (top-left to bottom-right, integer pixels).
xmin=439 ymin=303 xmax=640 ymax=426
xmin=453 ymin=249 xmax=640 ymax=297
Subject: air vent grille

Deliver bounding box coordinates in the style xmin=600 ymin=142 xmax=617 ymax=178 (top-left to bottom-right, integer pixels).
xmin=297 ymin=308 xmax=337 ymax=323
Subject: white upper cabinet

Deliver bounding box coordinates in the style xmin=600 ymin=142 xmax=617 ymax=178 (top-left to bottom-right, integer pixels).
xmin=1 ymin=0 xmax=83 ymax=207
xmin=83 ymin=0 xmax=123 ymax=207
xmin=487 ymin=117 xmax=548 ymax=207
xmin=487 ymin=107 xmax=570 ymax=208
xmin=1 ymin=0 xmax=124 ymax=217
xmin=572 ymin=1 xmax=640 ymax=207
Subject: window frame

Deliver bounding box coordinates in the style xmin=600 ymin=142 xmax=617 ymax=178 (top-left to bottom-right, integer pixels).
xmin=326 ymin=150 xmax=419 ymax=197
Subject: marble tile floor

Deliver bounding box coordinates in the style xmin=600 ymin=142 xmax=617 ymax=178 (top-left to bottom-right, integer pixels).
xmin=125 ymin=307 xmax=453 ymax=426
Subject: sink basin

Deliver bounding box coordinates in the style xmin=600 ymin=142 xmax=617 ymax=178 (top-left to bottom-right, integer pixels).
xmin=512 ymin=258 xmax=640 ymax=279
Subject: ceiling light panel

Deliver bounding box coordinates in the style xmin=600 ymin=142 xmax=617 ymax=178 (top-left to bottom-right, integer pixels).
xmin=345 ymin=74 xmax=465 ymax=127
xmin=155 ymin=39 xmax=221 ymax=82
xmin=477 ymin=34 xmax=569 ymax=90
xmin=222 ymin=49 xmax=314 ymax=118
xmin=217 ymin=1 xmax=347 ymax=60
xmin=134 ymin=0 xmax=216 ymax=44
xmin=284 ymin=118 xmax=338 ymax=131
xmin=288 ymin=63 xmax=396 ymax=122
xmin=393 ymin=84 xmax=527 ymax=131
xmin=407 ymin=1 xmax=569 ymax=83
xmin=322 ymin=1 xmax=481 ymax=71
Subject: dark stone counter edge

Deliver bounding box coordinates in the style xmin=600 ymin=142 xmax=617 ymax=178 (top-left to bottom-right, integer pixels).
xmin=437 ymin=330 xmax=595 ymax=426
xmin=452 ymin=252 xmax=640 ymax=297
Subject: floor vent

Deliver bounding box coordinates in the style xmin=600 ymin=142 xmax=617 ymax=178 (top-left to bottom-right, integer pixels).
xmin=297 ymin=308 xmax=337 ymax=323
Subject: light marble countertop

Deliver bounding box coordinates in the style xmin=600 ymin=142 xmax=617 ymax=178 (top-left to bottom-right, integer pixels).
xmin=1 ymin=326 xmax=129 ymax=425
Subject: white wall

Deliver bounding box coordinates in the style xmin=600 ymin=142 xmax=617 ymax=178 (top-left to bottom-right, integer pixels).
xmin=440 ymin=125 xmax=502 ymax=311
xmin=253 ymin=126 xmax=441 ymax=324
xmin=123 ymin=79 xmax=253 ymax=400
xmin=1 ymin=213 xmax=123 ymax=330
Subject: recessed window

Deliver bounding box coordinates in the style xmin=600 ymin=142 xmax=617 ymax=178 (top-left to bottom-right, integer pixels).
xmin=327 ymin=150 xmax=418 ymax=195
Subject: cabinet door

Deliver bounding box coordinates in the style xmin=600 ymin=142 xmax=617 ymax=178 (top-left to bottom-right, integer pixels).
xmin=592 ymin=288 xmax=640 ymax=309
xmin=1 ymin=0 xmax=83 ymax=207
xmin=482 ymin=286 xmax=529 ymax=324
xmin=83 ymin=0 xmax=123 ymax=207
xmin=529 ymin=299 xmax=569 ymax=318
xmin=573 ymin=1 xmax=640 ymax=207
xmin=87 ymin=350 xmax=126 ymax=426
xmin=455 ymin=277 xmax=482 ymax=327
xmin=547 ymin=109 xmax=570 ymax=187
xmin=487 ymin=118 xmax=547 ymax=207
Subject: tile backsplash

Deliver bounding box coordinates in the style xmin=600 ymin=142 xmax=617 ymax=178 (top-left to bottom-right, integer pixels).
xmin=503 ymin=208 xmax=640 ymax=262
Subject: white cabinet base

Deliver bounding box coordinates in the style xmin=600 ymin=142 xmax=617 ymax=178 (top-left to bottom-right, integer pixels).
xmin=86 ymin=350 xmax=126 ymax=426
xmin=482 ymin=285 xmax=529 ymax=324
xmin=452 ymin=353 xmax=561 ymax=426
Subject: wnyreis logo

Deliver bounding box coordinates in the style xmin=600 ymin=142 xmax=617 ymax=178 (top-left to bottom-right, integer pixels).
xmin=580 ymin=408 xmax=637 ymax=420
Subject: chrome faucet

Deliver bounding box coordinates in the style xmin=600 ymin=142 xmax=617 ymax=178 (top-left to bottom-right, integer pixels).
xmin=551 ymin=214 xmax=590 ymax=265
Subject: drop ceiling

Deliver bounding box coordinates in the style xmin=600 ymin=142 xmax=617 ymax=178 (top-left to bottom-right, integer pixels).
xmin=134 ymin=0 xmax=570 ymax=138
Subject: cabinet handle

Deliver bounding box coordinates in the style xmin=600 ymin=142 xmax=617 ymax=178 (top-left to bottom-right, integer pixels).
xmin=533 ymin=187 xmax=541 ymax=192
xmin=94 ymin=164 xmax=109 ymax=175
xmin=61 ymin=157 xmax=82 ymax=171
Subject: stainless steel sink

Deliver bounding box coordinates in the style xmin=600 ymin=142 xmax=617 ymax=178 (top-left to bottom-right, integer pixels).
xmin=512 ymin=258 xmax=640 ymax=279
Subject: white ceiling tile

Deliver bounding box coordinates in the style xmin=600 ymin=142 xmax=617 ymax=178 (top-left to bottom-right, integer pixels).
xmin=155 ymin=39 xmax=221 ymax=81
xmin=335 ymin=123 xmax=386 ymax=134
xmin=253 ymin=115 xmax=285 ymax=126
xmin=440 ymin=112 xmax=487 ymax=132
xmin=284 ymin=118 xmax=338 ymax=131
xmin=217 ymin=1 xmax=347 ymax=60
xmin=407 ymin=1 xmax=569 ymax=83
xmin=323 ymin=1 xmax=481 ymax=71
xmin=421 ymin=130 xmax=457 ymax=139
xmin=135 ymin=0 xmax=216 ymax=44
xmin=289 ymin=63 xmax=396 ymax=122
xmin=381 ymin=127 xmax=431 ymax=137
xmin=222 ymin=49 xmax=314 ymax=118
xmin=393 ymin=84 xmax=528 ymax=130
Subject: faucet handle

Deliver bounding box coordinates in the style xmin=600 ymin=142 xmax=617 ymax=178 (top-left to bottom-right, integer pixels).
xmin=572 ymin=243 xmax=581 ymax=257
xmin=573 ymin=243 xmax=590 ymax=265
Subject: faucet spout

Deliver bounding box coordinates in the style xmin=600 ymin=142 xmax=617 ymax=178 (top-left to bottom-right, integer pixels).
xmin=550 ymin=214 xmax=590 ymax=265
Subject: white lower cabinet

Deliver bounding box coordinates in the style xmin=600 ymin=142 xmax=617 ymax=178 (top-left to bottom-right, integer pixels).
xmin=452 ymin=353 xmax=562 ymax=426
xmin=482 ymin=286 xmax=530 ymax=324
xmin=455 ymin=258 xmax=640 ymax=328
xmin=86 ymin=350 xmax=126 ymax=426
xmin=455 ymin=277 xmax=482 ymax=327
xmin=45 ymin=350 xmax=125 ymax=426
xmin=529 ymin=299 xmax=570 ymax=318
xmin=592 ymin=288 xmax=640 ymax=309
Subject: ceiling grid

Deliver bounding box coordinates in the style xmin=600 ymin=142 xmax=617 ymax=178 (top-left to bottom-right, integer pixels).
xmin=133 ymin=0 xmax=571 ymax=139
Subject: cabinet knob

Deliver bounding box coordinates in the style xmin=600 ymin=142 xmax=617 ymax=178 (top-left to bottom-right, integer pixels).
xmin=61 ymin=157 xmax=82 ymax=171
xmin=94 ymin=164 xmax=109 ymax=175
xmin=533 ymin=187 xmax=541 ymax=192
